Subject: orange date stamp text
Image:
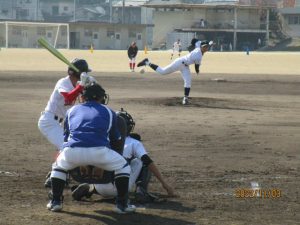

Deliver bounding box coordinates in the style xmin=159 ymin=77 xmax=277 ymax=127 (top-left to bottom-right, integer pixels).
xmin=235 ymin=188 xmax=282 ymax=199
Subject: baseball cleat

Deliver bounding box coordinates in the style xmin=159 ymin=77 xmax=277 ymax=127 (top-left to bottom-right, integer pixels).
xmin=72 ymin=183 xmax=93 ymax=201
xmin=137 ymin=58 xmax=149 ymax=67
xmin=47 ymin=200 xmax=63 ymax=212
xmin=182 ymin=96 xmax=189 ymax=105
xmin=114 ymin=204 xmax=136 ymax=214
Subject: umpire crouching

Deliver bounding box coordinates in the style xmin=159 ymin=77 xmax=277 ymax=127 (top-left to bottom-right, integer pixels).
xmin=47 ymin=82 xmax=135 ymax=214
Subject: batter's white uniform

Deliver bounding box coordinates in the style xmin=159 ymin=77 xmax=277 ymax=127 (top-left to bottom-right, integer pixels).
xmin=93 ymin=136 xmax=148 ymax=198
xmin=157 ymin=47 xmax=203 ymax=88
xmin=38 ymin=76 xmax=77 ymax=151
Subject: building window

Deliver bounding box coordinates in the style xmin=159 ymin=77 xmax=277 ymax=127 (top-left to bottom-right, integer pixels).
xmin=129 ymin=30 xmax=136 ymax=38
xmin=93 ymin=33 xmax=98 ymax=39
xmin=1 ymin=9 xmax=8 ymax=16
xmin=12 ymin=27 xmax=22 ymax=35
xmin=137 ymin=33 xmax=142 ymax=40
xmin=64 ymin=6 xmax=68 ymax=11
xmin=288 ymin=15 xmax=300 ymax=24
xmin=115 ymin=33 xmax=120 ymax=40
xmin=52 ymin=6 xmax=59 ymax=16
xmin=107 ymin=30 xmax=115 ymax=38
xmin=16 ymin=8 xmax=29 ymax=18
xmin=47 ymin=32 xmax=52 ymax=38
xmin=84 ymin=29 xmax=92 ymax=37
xmin=61 ymin=30 xmax=67 ymax=36
xmin=37 ymin=27 xmax=46 ymax=35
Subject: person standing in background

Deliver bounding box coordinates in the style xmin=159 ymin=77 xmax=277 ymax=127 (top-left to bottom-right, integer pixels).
xmin=127 ymin=41 xmax=138 ymax=72
xmin=171 ymin=39 xmax=182 ymax=60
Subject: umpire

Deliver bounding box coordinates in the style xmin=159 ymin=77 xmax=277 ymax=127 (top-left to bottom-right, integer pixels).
xmin=47 ymin=82 xmax=136 ymax=214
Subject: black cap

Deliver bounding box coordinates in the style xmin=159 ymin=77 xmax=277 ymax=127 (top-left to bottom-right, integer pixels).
xmin=200 ymin=40 xmax=213 ymax=48
xmin=69 ymin=58 xmax=91 ymax=73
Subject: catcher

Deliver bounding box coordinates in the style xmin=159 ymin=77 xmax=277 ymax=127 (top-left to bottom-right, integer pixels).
xmin=71 ymin=108 xmax=175 ymax=203
xmin=47 ymin=83 xmax=135 ymax=214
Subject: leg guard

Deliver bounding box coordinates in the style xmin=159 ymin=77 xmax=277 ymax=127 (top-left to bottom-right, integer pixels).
xmin=135 ymin=165 xmax=152 ymax=192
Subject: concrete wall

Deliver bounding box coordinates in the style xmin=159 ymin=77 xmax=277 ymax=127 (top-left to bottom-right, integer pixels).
xmin=152 ymin=7 xmax=263 ymax=48
xmin=40 ymin=2 xmax=73 ymax=16
xmin=285 ymin=24 xmax=300 ymax=36
xmin=152 ymin=9 xmax=206 ymax=48
xmin=70 ymin=23 xmax=147 ymax=50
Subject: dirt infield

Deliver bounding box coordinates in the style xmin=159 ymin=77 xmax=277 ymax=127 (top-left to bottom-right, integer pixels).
xmin=0 ymin=50 xmax=300 ymax=225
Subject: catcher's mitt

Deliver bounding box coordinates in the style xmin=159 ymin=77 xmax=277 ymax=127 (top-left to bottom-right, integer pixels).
xmin=69 ymin=166 xmax=114 ymax=184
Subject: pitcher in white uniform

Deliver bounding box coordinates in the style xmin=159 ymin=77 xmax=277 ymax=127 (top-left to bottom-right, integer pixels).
xmin=137 ymin=40 xmax=213 ymax=105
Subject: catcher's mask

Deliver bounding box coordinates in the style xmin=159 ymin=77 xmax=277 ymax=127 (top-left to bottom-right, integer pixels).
xmin=117 ymin=108 xmax=135 ymax=135
xmin=68 ymin=58 xmax=92 ymax=79
xmin=82 ymin=82 xmax=109 ymax=104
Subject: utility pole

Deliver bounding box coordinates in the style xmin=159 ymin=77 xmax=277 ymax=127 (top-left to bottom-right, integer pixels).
xmin=36 ymin=0 xmax=39 ymax=21
xmin=73 ymin=0 xmax=76 ymax=22
xmin=122 ymin=0 xmax=125 ymax=24
xmin=109 ymin=0 xmax=112 ymax=23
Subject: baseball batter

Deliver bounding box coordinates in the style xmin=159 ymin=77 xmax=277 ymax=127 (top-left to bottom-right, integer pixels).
xmin=171 ymin=39 xmax=182 ymax=60
xmin=127 ymin=41 xmax=138 ymax=72
xmin=38 ymin=58 xmax=93 ymax=152
xmin=71 ymin=109 xmax=175 ymax=201
xmin=47 ymin=83 xmax=135 ymax=214
xmin=137 ymin=40 xmax=213 ymax=105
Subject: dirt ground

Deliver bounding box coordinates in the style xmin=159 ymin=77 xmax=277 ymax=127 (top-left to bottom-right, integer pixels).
xmin=0 ymin=51 xmax=300 ymax=225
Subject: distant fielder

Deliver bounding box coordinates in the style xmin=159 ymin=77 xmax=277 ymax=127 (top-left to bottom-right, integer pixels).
xmin=127 ymin=41 xmax=138 ymax=72
xmin=137 ymin=40 xmax=213 ymax=105
xmin=170 ymin=39 xmax=182 ymax=60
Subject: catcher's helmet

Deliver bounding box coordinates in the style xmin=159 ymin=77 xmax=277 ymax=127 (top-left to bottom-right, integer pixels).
xmin=68 ymin=58 xmax=91 ymax=78
xmin=117 ymin=108 xmax=135 ymax=135
xmin=82 ymin=82 xmax=108 ymax=104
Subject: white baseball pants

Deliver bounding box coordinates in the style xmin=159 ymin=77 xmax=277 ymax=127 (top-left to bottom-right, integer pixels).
xmin=51 ymin=146 xmax=130 ymax=181
xmin=38 ymin=111 xmax=64 ymax=151
xmin=129 ymin=57 xmax=136 ymax=64
xmin=156 ymin=58 xmax=192 ymax=88
xmin=94 ymin=158 xmax=143 ymax=198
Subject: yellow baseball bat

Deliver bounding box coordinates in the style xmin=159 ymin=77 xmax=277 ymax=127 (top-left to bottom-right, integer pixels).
xmin=38 ymin=37 xmax=79 ymax=72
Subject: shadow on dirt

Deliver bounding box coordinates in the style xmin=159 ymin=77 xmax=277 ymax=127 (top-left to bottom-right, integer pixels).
xmin=120 ymin=97 xmax=256 ymax=111
xmin=62 ymin=210 xmax=194 ymax=225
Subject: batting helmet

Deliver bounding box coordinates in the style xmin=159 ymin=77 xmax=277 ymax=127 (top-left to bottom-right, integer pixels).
xmin=82 ymin=82 xmax=108 ymax=104
xmin=117 ymin=108 xmax=135 ymax=135
xmin=68 ymin=58 xmax=91 ymax=78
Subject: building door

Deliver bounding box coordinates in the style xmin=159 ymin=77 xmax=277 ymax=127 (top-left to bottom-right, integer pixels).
xmin=115 ymin=33 xmax=121 ymax=49
xmin=92 ymin=32 xmax=99 ymax=49
xmin=70 ymin=32 xmax=80 ymax=49
xmin=52 ymin=6 xmax=59 ymax=16
xmin=46 ymin=31 xmax=53 ymax=45
xmin=22 ymin=30 xmax=29 ymax=48
xmin=136 ymin=33 xmax=142 ymax=49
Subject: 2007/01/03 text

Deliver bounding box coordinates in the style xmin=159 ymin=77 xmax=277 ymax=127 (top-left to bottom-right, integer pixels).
xmin=235 ymin=189 xmax=282 ymax=198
